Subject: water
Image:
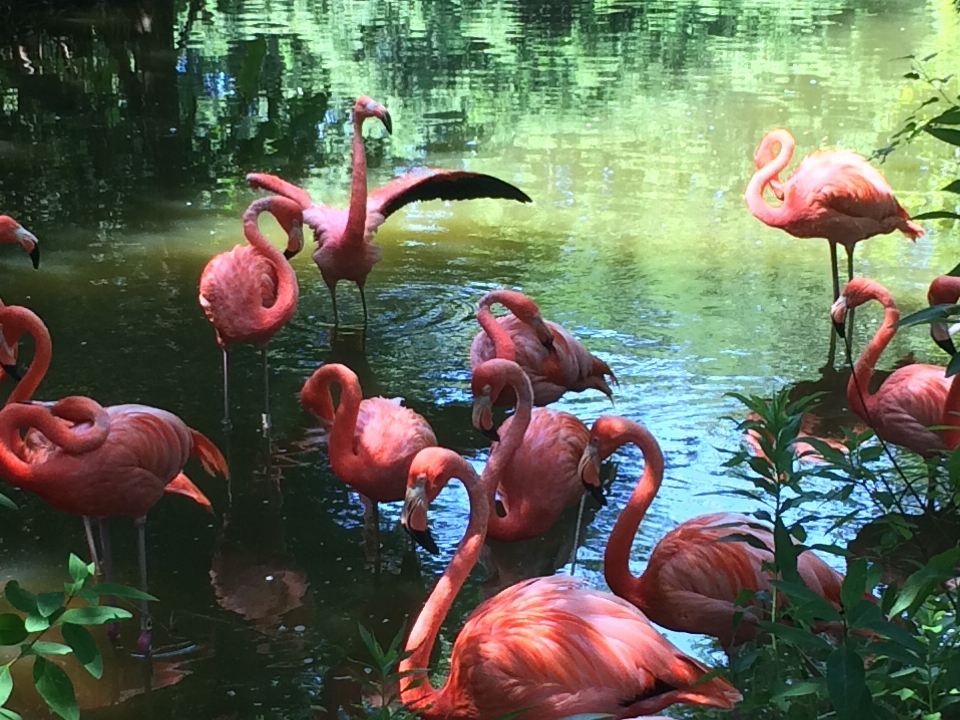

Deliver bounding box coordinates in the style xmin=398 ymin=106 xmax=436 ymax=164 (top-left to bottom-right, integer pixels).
xmin=1 ymin=0 xmax=959 ymax=717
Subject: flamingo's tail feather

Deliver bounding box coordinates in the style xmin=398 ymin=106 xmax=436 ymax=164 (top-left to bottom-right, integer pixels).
xmin=165 ymin=473 xmax=213 ymax=513
xmin=189 ymin=429 xmax=230 ymax=479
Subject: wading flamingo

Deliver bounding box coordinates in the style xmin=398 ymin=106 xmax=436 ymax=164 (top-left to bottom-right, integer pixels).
xmin=0 ymin=215 xmax=39 ymax=269
xmin=300 ymin=362 xmax=437 ymax=530
xmin=199 ymin=195 xmax=304 ymax=432
xmin=247 ymin=95 xmax=532 ymax=325
xmin=0 ymin=396 xmax=229 ymax=652
xmin=831 ymin=278 xmax=951 ymax=457
xmin=579 ymin=415 xmax=848 ymax=649
xmin=470 ymin=290 xmax=615 ymax=406
xmin=745 ymin=128 xmax=923 ymax=301
xmin=397 ymin=446 xmax=740 ymax=719
xmin=470 ymin=358 xmax=604 ymax=542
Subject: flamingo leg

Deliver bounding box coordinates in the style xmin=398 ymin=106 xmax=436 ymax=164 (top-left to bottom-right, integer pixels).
xmin=221 ymin=347 xmax=232 ymax=430
xmin=358 ymin=283 xmax=369 ymax=326
xmin=98 ymin=517 xmax=120 ymax=641
xmin=83 ymin=516 xmax=102 ymax=578
xmin=843 ymin=246 xmax=856 ymax=363
xmin=360 ymin=494 xmax=381 ymax=573
xmin=261 ymin=346 xmax=271 ymax=435
xmin=829 ymin=241 xmax=841 ymax=302
xmin=329 ymin=286 xmax=340 ymax=326
xmin=569 ymin=493 xmax=587 ymax=576
xmin=135 ymin=516 xmax=152 ymax=655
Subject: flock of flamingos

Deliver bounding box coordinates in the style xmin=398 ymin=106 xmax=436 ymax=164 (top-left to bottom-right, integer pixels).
xmin=1 ymin=94 xmax=958 ymax=719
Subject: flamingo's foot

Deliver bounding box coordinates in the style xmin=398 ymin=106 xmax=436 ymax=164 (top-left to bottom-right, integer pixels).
xmin=137 ymin=628 xmax=151 ymax=655
xmin=261 ymin=413 xmax=272 ymax=435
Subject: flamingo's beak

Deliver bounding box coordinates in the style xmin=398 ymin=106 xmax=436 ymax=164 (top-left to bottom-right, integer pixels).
xmin=1 ymin=363 xmax=20 ymax=381
xmin=14 ymin=227 xmax=39 ymax=269
xmin=577 ymin=440 xmax=607 ymax=506
xmin=932 ymin=322 xmax=957 ymax=355
xmin=830 ymin=296 xmax=847 ymax=339
xmin=283 ymin=223 xmax=304 ymax=260
xmin=29 ymin=245 xmax=40 ymax=269
xmin=380 ymin=110 xmax=393 ymax=135
xmin=471 ymin=389 xmax=499 ymax=441
xmin=401 ymin=478 xmax=439 ymax=554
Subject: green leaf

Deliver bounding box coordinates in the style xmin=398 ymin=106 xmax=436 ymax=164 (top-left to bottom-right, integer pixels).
xmin=759 ymin=620 xmax=832 ymax=650
xmin=58 ymin=606 xmax=131 ymax=626
xmin=67 ymin=555 xmax=91 ymax=585
xmin=0 ymin=493 xmax=16 ymax=511
xmin=0 ymin=665 xmax=12 ymax=706
xmin=773 ymin=518 xmax=801 ymax=583
xmin=770 ymin=579 xmax=843 ymax=622
xmin=0 ymin=708 xmax=23 ymax=720
xmin=87 ymin=584 xmax=158 ymax=602
xmin=947 ymin=352 xmax=960 ymax=378
xmin=32 ymin=656 xmax=78 ymax=720
xmin=943 ymin=179 xmax=960 ymax=194
xmin=912 ymin=211 xmax=960 ymax=221
xmin=841 ymin=558 xmax=868 ymax=611
xmin=925 ymin=126 xmax=960 ymax=146
xmin=889 ymin=546 xmax=960 ymax=617
xmin=826 ymin=646 xmax=871 ymax=720
xmin=772 ymin=679 xmax=826 ymax=700
xmin=4 ymin=582 xmax=36 ymax=615
xmin=0 ymin=615 xmax=27 ymax=646
xmin=895 ymin=303 xmax=960 ymax=328
xmin=61 ymin=624 xmax=102 ymax=679
xmin=24 ymin=614 xmax=50 ymax=633
xmin=36 ymin=592 xmax=64 ymax=619
xmin=29 ymin=641 xmax=72 ymax=656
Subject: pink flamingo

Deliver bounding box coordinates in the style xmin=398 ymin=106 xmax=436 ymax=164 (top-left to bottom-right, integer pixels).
xmin=300 ymin=362 xmax=437 ymax=529
xmin=199 ymin=195 xmax=305 ymax=431
xmin=831 ymin=278 xmax=951 ymax=457
xmin=746 ymin=128 xmax=923 ymax=301
xmin=926 ymin=275 xmax=960 ymax=450
xmin=470 ymin=289 xmax=614 ymax=406
xmin=470 ymin=358 xmax=603 ymax=542
xmin=579 ymin=415 xmax=848 ymax=649
xmin=0 ymin=215 xmax=39 ymax=268
xmin=0 ymin=396 xmax=229 ymax=652
xmin=396 ymin=445 xmax=741 ymax=719
xmin=247 ymin=95 xmax=532 ymax=325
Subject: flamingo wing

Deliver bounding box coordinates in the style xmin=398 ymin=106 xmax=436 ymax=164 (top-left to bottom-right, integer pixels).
xmin=366 ymin=168 xmax=532 ymax=227
xmin=791 ymin=151 xmax=904 ymax=221
xmin=439 ymin=576 xmax=738 ymax=719
xmin=199 ymin=246 xmax=280 ymax=345
xmin=870 ymin=365 xmax=951 ymax=455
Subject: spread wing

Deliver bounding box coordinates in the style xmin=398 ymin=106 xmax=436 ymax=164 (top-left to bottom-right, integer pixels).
xmin=367 ymin=168 xmax=532 ymax=222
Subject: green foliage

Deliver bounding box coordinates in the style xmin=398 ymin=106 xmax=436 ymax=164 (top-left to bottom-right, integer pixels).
xmin=0 ymin=554 xmax=152 ymax=720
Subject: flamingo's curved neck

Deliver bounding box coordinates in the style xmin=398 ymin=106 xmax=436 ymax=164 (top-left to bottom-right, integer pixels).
xmin=305 ymin=366 xmax=365 ymax=475
xmin=344 ymin=115 xmax=370 ymax=245
xmin=242 ymin=199 xmax=299 ymax=336
xmin=847 ymin=291 xmax=898 ymax=420
xmin=4 ymin=308 xmax=52 ymax=405
xmin=481 ymin=366 xmax=534 ymax=494
xmin=744 ymin=129 xmax=795 ymax=229
xmin=601 ymin=420 xmax=665 ymax=608
xmin=399 ymin=455 xmax=488 ymax=717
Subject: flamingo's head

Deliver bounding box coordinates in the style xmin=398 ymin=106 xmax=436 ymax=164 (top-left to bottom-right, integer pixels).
xmin=830 ymin=277 xmax=890 ymax=339
xmin=352 ymin=95 xmax=392 ymax=135
xmin=268 ymin=197 xmax=305 ymax=261
xmin=400 ymin=447 xmax=463 ymax=555
xmin=576 ymin=436 xmax=607 ymax=506
xmin=0 ymin=216 xmax=40 ymax=269
xmin=470 ymin=358 xmax=526 ymax=441
xmin=927 ymin=275 xmax=960 ymax=355
xmin=0 ymin=307 xmax=23 ymax=381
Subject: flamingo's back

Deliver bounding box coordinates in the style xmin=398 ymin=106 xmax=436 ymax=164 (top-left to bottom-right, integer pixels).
xmin=430 ymin=575 xmax=739 ymax=720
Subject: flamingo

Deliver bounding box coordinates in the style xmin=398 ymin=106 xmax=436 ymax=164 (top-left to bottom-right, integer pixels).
xmin=470 ymin=358 xmax=604 ymax=542
xmin=470 ymin=289 xmax=615 ymax=406
xmin=198 ymin=195 xmax=305 ymax=431
xmin=0 ymin=215 xmax=39 ymax=269
xmin=0 ymin=396 xmax=229 ymax=652
xmin=745 ymin=128 xmax=923 ymax=301
xmin=578 ymin=415 xmax=849 ymax=649
xmin=299 ymin=362 xmax=437 ymax=530
xmin=926 ymin=275 xmax=960 ymax=452
xmin=396 ymin=445 xmax=741 ymax=719
xmin=247 ymin=95 xmax=533 ymax=325
xmin=831 ymin=277 xmax=951 ymax=457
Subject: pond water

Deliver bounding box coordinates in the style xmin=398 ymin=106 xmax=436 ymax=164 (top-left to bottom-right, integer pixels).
xmin=1 ymin=0 xmax=960 ymax=718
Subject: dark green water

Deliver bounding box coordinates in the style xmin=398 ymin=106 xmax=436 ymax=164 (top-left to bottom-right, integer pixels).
xmin=1 ymin=0 xmax=959 ymax=717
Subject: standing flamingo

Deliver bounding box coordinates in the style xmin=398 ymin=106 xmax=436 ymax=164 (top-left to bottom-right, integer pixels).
xmin=470 ymin=290 xmax=615 ymax=405
xmin=199 ymin=195 xmax=304 ymax=431
xmin=0 ymin=396 xmax=229 ymax=652
xmin=925 ymin=275 xmax=960 ymax=451
xmin=831 ymin=278 xmax=951 ymax=457
xmin=397 ymin=446 xmax=740 ymax=719
xmin=0 ymin=215 xmax=39 ymax=269
xmin=300 ymin=362 xmax=437 ymax=533
xmin=247 ymin=95 xmax=532 ymax=325
xmin=578 ymin=415 xmax=848 ymax=649
xmin=470 ymin=358 xmax=604 ymax=542
xmin=745 ymin=128 xmax=923 ymax=301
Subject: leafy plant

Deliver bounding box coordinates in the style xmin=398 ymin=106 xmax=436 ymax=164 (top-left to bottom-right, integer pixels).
xmin=0 ymin=553 xmax=156 ymax=720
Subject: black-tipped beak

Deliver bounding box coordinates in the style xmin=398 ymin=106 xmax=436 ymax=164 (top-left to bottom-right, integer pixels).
xmin=832 ymin=319 xmax=845 ymax=339
xmin=404 ymin=525 xmax=439 ymax=554
xmin=381 ymin=111 xmax=393 ymax=135
xmin=29 ymin=245 xmax=40 ymax=269
xmin=584 ymin=482 xmax=607 ymax=506
xmin=479 ymin=425 xmax=500 ymax=442
xmin=937 ymin=336 xmax=958 ymax=356
xmin=1 ymin=363 xmax=21 ymax=382
xmin=283 ymin=248 xmax=296 ymax=260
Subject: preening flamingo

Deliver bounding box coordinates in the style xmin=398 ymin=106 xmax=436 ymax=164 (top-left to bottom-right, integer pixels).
xmin=397 ymin=446 xmax=741 ymax=719
xmin=745 ymin=128 xmax=923 ymax=301
xmin=0 ymin=215 xmax=39 ymax=269
xmin=470 ymin=358 xmax=604 ymax=542
xmin=578 ymin=415 xmax=847 ymax=649
xmin=199 ymin=195 xmax=304 ymax=431
xmin=470 ymin=289 xmax=615 ymax=405
xmin=0 ymin=396 xmax=229 ymax=651
xmin=300 ymin=362 xmax=437 ymax=528
xmin=247 ymin=95 xmax=533 ymax=325
xmin=831 ymin=278 xmax=951 ymax=457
